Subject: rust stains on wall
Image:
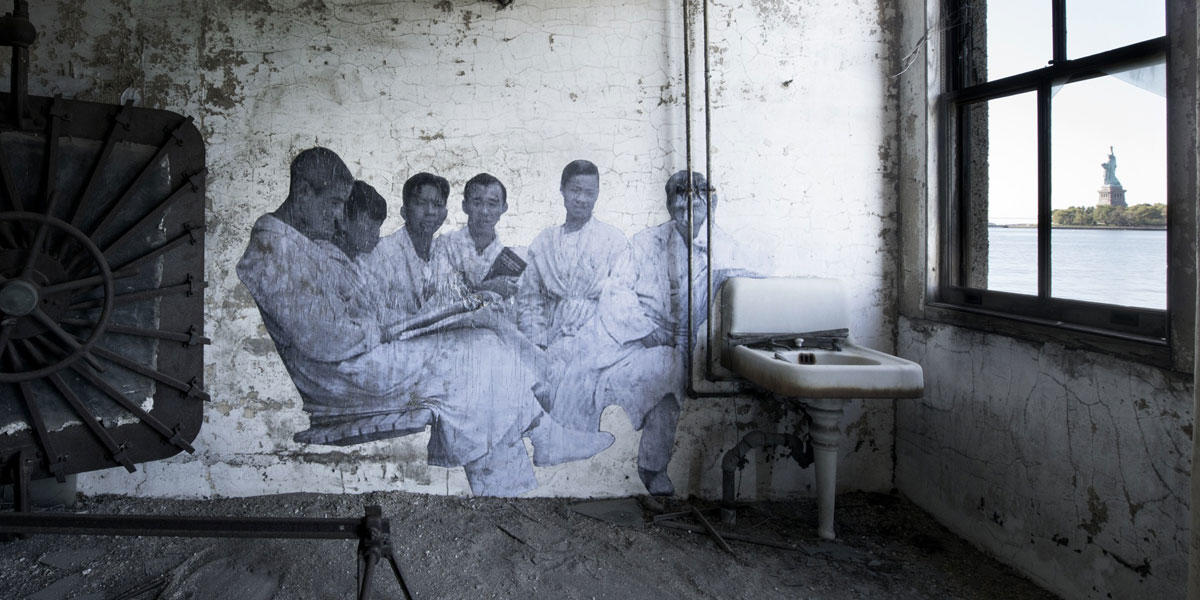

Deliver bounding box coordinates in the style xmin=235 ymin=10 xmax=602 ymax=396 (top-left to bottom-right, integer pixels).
xmin=199 ymin=15 xmax=249 ymax=112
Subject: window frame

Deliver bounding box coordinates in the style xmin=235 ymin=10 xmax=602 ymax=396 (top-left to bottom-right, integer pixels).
xmin=933 ymin=0 xmax=1176 ymax=360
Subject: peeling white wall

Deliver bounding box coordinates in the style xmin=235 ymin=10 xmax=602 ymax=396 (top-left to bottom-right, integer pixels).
xmin=893 ymin=0 xmax=1198 ymax=598
xmin=896 ymin=321 xmax=1192 ymax=600
xmin=9 ymin=0 xmax=902 ymax=499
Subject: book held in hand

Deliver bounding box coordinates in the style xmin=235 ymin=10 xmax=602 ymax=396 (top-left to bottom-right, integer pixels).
xmin=483 ymin=246 xmax=526 ymax=280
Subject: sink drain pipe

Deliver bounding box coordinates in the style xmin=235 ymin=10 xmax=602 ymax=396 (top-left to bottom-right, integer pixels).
xmin=720 ymin=429 xmax=814 ymax=524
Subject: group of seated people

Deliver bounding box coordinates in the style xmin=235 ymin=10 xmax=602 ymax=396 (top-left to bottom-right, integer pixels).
xmin=237 ymin=147 xmax=757 ymax=497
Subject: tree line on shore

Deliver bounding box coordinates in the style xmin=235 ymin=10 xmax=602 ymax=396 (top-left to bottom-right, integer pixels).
xmin=1050 ymin=203 xmax=1166 ymax=227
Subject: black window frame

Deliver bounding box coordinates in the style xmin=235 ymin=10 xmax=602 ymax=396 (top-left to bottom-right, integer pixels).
xmin=934 ymin=0 xmax=1171 ymax=348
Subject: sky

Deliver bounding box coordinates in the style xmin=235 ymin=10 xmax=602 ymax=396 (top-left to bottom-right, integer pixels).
xmin=982 ymin=0 xmax=1167 ymax=224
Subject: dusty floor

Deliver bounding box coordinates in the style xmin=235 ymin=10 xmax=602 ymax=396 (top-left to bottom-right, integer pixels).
xmin=0 ymin=490 xmax=1059 ymax=600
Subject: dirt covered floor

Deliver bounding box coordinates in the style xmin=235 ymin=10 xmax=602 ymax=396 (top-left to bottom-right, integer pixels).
xmin=0 ymin=490 xmax=1058 ymax=600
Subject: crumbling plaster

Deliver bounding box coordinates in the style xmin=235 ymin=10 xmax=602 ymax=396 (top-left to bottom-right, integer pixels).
xmin=8 ymin=0 xmax=904 ymax=500
xmin=897 ymin=320 xmax=1190 ymax=600
xmin=893 ymin=1 xmax=1198 ymax=599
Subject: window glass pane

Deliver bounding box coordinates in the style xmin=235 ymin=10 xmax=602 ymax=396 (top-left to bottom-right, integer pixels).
xmin=1050 ymin=64 xmax=1166 ymax=309
xmin=1067 ymin=1 xmax=1165 ymax=59
xmin=962 ymin=92 xmax=1039 ymax=295
xmin=976 ymin=0 xmax=1051 ymax=83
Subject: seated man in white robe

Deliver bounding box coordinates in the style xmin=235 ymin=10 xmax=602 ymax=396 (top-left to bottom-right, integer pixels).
xmin=357 ymin=172 xmax=449 ymax=315
xmin=632 ymin=170 xmax=766 ymax=347
xmin=518 ymin=160 xmax=678 ymax=488
xmin=237 ymin=150 xmax=612 ymax=497
xmin=518 ymin=160 xmax=649 ymax=351
xmin=613 ymin=170 xmax=766 ymax=495
xmin=429 ymin=173 xmax=524 ymax=320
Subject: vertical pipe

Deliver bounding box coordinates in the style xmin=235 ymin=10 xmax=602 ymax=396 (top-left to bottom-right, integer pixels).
xmin=702 ymin=0 xmax=715 ymax=380
xmin=683 ymin=0 xmax=696 ymax=393
xmin=684 ymin=0 xmax=733 ymax=397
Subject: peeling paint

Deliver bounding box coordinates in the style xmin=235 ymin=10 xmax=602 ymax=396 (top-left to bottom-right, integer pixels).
xmin=844 ymin=412 xmax=880 ymax=454
xmin=1079 ymin=486 xmax=1108 ymax=537
xmin=897 ymin=318 xmax=1190 ymax=599
xmin=281 ymin=447 xmax=428 ymax=468
xmin=749 ymin=0 xmax=803 ymax=29
xmin=242 ymin=338 xmax=277 ymax=357
xmin=222 ymin=284 xmax=259 ymax=312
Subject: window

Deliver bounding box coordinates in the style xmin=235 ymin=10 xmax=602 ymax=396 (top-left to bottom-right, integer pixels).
xmin=936 ymin=0 xmax=1170 ymax=344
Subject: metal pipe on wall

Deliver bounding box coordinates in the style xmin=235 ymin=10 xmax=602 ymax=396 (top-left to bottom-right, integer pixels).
xmin=682 ymin=0 xmax=695 ymax=395
xmin=703 ymin=0 xmax=716 ymax=382
xmin=682 ymin=0 xmax=726 ymax=398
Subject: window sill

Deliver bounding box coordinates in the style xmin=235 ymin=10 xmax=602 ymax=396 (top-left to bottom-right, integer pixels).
xmin=917 ymin=301 xmax=1179 ymax=372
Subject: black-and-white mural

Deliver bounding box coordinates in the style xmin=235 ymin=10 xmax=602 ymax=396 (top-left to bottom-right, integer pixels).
xmin=237 ymin=148 xmax=760 ymax=497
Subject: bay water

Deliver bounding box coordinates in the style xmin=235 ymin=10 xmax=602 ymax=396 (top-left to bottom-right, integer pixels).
xmin=987 ymin=226 xmax=1166 ymax=309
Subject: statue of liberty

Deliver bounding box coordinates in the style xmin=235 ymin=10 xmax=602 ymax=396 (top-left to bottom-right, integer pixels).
xmin=1101 ymin=146 xmax=1121 ymax=186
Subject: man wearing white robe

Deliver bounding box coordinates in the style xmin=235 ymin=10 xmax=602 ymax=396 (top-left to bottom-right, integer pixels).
xmin=518 ymin=161 xmax=651 ymax=351
xmin=238 ymin=153 xmax=611 ymax=497
xmin=610 ymin=171 xmax=765 ymax=494
xmin=430 ymin=173 xmax=523 ymax=319
xmin=436 ymin=227 xmax=503 ymax=292
xmin=357 ymin=172 xmax=449 ymax=315
xmin=632 ymin=171 xmax=766 ymax=348
xmin=518 ymin=160 xmax=679 ymax=490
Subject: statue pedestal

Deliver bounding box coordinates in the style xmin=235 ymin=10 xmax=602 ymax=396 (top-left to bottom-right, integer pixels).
xmin=1097 ymin=184 xmax=1126 ymax=207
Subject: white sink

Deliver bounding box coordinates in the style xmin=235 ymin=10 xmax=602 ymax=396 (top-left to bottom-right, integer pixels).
xmin=729 ymin=343 xmax=924 ymax=398
xmin=716 ymin=277 xmax=925 ymax=540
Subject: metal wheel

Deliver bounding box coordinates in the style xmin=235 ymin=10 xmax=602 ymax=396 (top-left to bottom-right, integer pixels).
xmin=0 ymin=88 xmax=208 ymax=483
xmin=0 ymin=212 xmax=115 ymax=383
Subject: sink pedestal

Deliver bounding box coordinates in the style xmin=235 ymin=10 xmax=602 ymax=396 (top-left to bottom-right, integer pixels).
xmin=716 ymin=277 xmax=925 ymax=542
xmin=804 ymin=398 xmax=844 ymax=540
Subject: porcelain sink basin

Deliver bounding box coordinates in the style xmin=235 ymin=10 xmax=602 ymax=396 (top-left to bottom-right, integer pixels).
xmin=729 ymin=342 xmax=924 ymax=398
xmin=716 ymin=276 xmax=926 ymax=540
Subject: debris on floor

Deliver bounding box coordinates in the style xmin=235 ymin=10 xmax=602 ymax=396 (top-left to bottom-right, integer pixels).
xmin=0 ymin=491 xmax=1059 ymax=599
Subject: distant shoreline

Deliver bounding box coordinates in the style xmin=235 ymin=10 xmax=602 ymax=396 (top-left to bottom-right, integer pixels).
xmin=989 ymin=223 xmax=1166 ymax=231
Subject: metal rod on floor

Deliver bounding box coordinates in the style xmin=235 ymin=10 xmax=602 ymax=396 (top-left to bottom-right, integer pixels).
xmin=691 ymin=505 xmax=737 ymax=557
xmin=653 ymin=520 xmax=802 ymax=552
xmin=0 ymin=505 xmax=414 ymax=600
xmin=0 ymin=511 xmax=363 ymax=539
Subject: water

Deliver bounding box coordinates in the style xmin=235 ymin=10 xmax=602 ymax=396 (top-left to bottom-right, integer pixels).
xmin=986 ymin=227 xmax=1166 ymax=309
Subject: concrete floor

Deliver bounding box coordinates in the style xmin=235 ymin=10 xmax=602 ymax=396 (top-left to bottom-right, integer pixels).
xmin=0 ymin=490 xmax=1059 ymax=600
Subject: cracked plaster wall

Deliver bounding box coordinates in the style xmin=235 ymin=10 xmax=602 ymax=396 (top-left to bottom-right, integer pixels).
xmin=8 ymin=0 xmax=901 ymax=500
xmin=891 ymin=1 xmax=1197 ymax=598
xmin=896 ymin=321 xmax=1191 ymax=599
